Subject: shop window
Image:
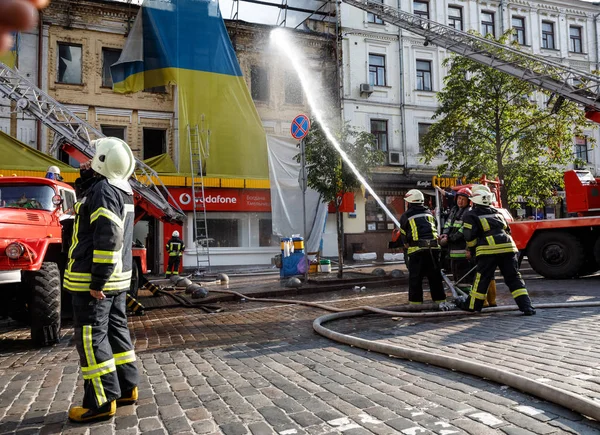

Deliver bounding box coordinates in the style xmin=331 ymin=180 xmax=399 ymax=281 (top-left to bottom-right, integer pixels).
xmin=143 ymin=128 xmax=166 ymax=159
xmin=57 ymin=43 xmax=82 ymax=84
xmin=251 ymin=66 xmax=269 ymax=102
xmin=102 ymin=48 xmax=121 ymax=87
xmin=367 ymin=0 xmax=384 ymax=24
xmin=570 ymin=26 xmax=583 ymax=53
xmin=194 ymin=212 xmax=273 ymax=248
xmin=259 ymin=219 xmax=276 ymax=247
xmin=203 ymin=218 xmax=239 ymax=247
xmin=101 ymin=126 xmax=126 ymax=140
xmin=368 ymin=54 xmax=386 ymax=86
xmin=284 ymin=71 xmax=303 ymax=105
xmin=481 ymin=11 xmax=495 ymax=37
xmin=541 ymin=21 xmax=555 ymax=50
xmin=448 ymin=6 xmax=462 ymax=31
xmin=365 ymin=195 xmax=405 ymax=231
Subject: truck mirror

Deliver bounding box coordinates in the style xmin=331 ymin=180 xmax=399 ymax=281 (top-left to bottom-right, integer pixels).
xmin=52 ymin=194 xmax=63 ymax=207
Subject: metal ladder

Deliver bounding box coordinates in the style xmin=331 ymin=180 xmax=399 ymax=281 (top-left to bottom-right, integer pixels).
xmin=342 ymin=0 xmax=600 ymax=120
xmin=187 ymin=118 xmax=211 ymax=274
xmin=0 ymin=62 xmax=185 ymax=224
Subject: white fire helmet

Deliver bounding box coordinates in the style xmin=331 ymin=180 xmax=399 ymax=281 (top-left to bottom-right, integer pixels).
xmin=47 ymin=166 xmax=61 ymax=175
xmin=471 ymin=187 xmax=493 ymax=206
xmin=172 ymin=230 xmax=180 ymax=238
xmin=91 ymin=137 xmax=135 ymax=193
xmin=404 ymin=189 xmax=424 ymax=204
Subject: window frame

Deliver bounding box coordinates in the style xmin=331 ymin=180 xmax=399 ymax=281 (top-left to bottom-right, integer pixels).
xmin=368 ymin=54 xmax=386 ymax=87
xmin=284 ymin=70 xmax=303 ymax=105
xmin=367 ymin=0 xmax=384 ymax=24
xmin=142 ymin=127 xmax=167 ymax=160
xmin=541 ymin=21 xmax=555 ymax=50
xmin=416 ymin=59 xmax=432 ymax=91
xmin=569 ymin=26 xmax=583 ymax=53
xmin=413 ymin=0 xmax=429 ymax=20
xmin=365 ymin=194 xmax=405 ymax=232
xmin=448 ymin=6 xmax=463 ymax=31
xmin=101 ymin=125 xmax=126 ymax=140
xmin=101 ymin=47 xmax=122 ymax=88
xmin=575 ymin=136 xmax=589 ymax=163
xmin=250 ymin=65 xmax=270 ymax=102
xmin=512 ymin=16 xmax=526 ymax=45
xmin=481 ymin=11 xmax=495 ymax=37
xmin=56 ymin=42 xmax=83 ymax=85
xmin=370 ymin=119 xmax=388 ymax=153
xmin=418 ymin=122 xmax=432 ymax=153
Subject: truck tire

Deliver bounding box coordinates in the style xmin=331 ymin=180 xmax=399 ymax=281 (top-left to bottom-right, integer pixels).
xmin=129 ymin=260 xmax=140 ymax=299
xmin=527 ymin=232 xmax=584 ymax=279
xmin=26 ymin=262 xmax=61 ymax=346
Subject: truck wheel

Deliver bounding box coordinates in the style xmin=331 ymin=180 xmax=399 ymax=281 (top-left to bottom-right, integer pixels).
xmin=26 ymin=262 xmax=61 ymax=346
xmin=527 ymin=232 xmax=584 ymax=279
xmin=129 ymin=260 xmax=140 ymax=299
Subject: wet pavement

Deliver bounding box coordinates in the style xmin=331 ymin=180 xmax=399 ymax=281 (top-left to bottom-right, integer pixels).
xmin=1 ymin=261 xmax=600 ymax=434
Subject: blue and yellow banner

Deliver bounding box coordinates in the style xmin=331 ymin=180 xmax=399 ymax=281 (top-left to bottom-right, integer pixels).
xmin=111 ymin=0 xmax=268 ymax=180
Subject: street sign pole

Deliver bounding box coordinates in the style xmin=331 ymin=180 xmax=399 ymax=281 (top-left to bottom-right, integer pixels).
xmin=300 ymin=138 xmax=308 ymax=283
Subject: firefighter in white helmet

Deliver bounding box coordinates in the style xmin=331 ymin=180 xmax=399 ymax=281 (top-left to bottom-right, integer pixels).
xmin=398 ymin=189 xmax=446 ymax=305
xmin=459 ymin=185 xmax=535 ymax=315
xmin=166 ymin=229 xmax=185 ymax=277
xmin=65 ymin=137 xmax=139 ymax=423
xmin=45 ymin=165 xmax=63 ymax=181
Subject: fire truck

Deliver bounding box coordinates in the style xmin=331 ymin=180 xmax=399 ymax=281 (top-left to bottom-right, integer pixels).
xmin=342 ymin=0 xmax=600 ymax=280
xmin=0 ymin=64 xmax=185 ymax=346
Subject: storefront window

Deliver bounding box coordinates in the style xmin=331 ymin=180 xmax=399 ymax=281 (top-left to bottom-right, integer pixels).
xmin=194 ymin=212 xmax=276 ymax=248
xmin=365 ymin=194 xmax=404 ymax=231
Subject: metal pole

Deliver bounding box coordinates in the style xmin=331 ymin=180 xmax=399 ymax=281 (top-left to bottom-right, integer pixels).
xmin=301 ymin=138 xmax=308 ymax=283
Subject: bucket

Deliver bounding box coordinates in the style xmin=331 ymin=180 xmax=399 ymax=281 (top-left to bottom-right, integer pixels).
xmin=319 ymin=259 xmax=331 ymax=273
xmin=292 ymin=237 xmax=304 ymax=253
xmin=280 ymin=237 xmax=292 ymax=257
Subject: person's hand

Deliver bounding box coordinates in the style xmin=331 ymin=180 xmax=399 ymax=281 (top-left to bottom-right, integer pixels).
xmin=80 ymin=159 xmax=92 ymax=170
xmin=90 ymin=289 xmax=105 ymax=300
xmin=465 ymin=250 xmax=472 ymax=260
xmin=0 ymin=0 xmax=50 ymax=53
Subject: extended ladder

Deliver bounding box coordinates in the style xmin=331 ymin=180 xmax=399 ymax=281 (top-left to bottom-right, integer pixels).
xmin=0 ymin=62 xmax=185 ymax=224
xmin=342 ymin=0 xmax=600 ymax=123
xmin=187 ymin=117 xmax=211 ymax=274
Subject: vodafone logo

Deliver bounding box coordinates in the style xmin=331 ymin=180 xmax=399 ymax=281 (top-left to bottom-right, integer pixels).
xmin=178 ymin=193 xmax=237 ymax=205
xmin=179 ymin=193 xmax=192 ymax=205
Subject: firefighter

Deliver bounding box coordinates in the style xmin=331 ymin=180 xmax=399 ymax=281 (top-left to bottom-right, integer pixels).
xmin=45 ymin=165 xmax=63 ymax=181
xmin=399 ymin=189 xmax=447 ymax=305
xmin=440 ymin=187 xmax=497 ymax=307
xmin=166 ymin=230 xmax=185 ymax=277
xmin=459 ymin=186 xmax=535 ymax=315
xmin=64 ymin=137 xmax=139 ymax=423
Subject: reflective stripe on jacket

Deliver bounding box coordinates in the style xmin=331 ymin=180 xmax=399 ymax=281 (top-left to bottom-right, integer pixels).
xmin=65 ymin=178 xmax=134 ymax=292
xmin=399 ymin=205 xmax=440 ymax=255
xmin=462 ymin=205 xmax=517 ymax=257
xmin=166 ymin=237 xmax=186 ymax=257
xmin=443 ymin=205 xmax=470 ymax=258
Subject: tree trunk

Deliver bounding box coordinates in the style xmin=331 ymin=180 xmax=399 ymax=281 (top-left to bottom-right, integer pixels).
xmin=495 ymin=115 xmax=509 ymax=208
xmin=336 ymin=207 xmax=344 ymax=278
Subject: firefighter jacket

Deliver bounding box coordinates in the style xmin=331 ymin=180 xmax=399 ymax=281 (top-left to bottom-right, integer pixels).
xmin=166 ymin=237 xmax=185 ymax=257
xmin=399 ymin=204 xmax=440 ymax=255
xmin=462 ymin=205 xmax=517 ymax=257
xmin=442 ymin=205 xmax=470 ymax=259
xmin=64 ymin=178 xmax=134 ymax=292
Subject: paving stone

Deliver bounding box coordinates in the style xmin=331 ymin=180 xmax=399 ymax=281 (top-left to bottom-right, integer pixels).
xmin=139 ymin=417 xmax=163 ymax=432
xmin=219 ymin=422 xmax=249 ymax=435
xmin=192 ymin=420 xmax=218 ymax=434
xmin=115 ymin=415 xmax=139 ymax=431
xmin=163 ymin=416 xmax=192 ymax=434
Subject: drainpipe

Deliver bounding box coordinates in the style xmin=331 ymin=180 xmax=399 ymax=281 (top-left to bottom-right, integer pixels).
xmin=397 ymin=1 xmax=407 ymax=174
xmin=335 ymin=0 xmax=344 ymax=124
xmin=499 ymin=0 xmax=507 ymax=34
xmin=36 ymin=11 xmax=43 ymax=152
xmin=594 ymin=7 xmax=600 ymax=71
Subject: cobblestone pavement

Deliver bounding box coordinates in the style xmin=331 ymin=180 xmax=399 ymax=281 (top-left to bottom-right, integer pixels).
xmin=1 ymin=267 xmax=600 ymax=434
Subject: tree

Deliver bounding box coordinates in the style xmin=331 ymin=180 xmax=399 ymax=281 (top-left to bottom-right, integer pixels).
xmin=421 ymin=32 xmax=595 ymax=209
xmin=296 ymin=118 xmax=384 ymax=277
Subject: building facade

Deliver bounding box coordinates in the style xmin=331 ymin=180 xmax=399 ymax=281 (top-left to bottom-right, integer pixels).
xmin=339 ymin=0 xmax=600 ymax=258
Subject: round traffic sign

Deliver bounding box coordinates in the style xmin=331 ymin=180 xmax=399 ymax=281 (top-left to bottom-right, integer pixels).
xmin=291 ymin=114 xmax=310 ymax=140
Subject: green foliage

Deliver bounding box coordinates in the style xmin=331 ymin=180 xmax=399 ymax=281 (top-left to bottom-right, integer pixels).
xmin=421 ymin=32 xmax=596 ymax=208
xmin=295 ymin=118 xmax=384 ymax=204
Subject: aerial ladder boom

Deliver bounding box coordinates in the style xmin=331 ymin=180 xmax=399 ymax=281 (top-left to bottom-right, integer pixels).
xmin=342 ymin=0 xmax=600 ymax=123
xmin=0 ymin=62 xmax=185 ymax=224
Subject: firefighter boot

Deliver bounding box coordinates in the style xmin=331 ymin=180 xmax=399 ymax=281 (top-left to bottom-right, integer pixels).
xmin=116 ymin=387 xmax=138 ymax=407
xmin=69 ymin=401 xmax=116 ymax=423
xmin=515 ymin=294 xmax=536 ymax=316
xmin=484 ymin=281 xmax=497 ymax=308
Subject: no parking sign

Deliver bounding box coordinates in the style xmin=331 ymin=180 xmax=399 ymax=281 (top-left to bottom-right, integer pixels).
xmin=291 ymin=114 xmax=310 ymax=140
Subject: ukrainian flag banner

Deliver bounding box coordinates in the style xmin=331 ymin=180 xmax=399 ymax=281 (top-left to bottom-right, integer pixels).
xmin=111 ymin=0 xmax=268 ymax=179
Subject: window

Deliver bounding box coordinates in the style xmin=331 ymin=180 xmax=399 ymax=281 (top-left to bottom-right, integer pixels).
xmin=368 ymin=54 xmax=386 ymax=86
xmin=541 ymin=21 xmax=555 ymax=49
xmin=143 ymin=128 xmax=166 ymax=159
xmin=101 ymin=126 xmax=126 ymax=140
xmin=143 ymin=86 xmax=167 ymax=94
xmin=416 ymin=60 xmax=432 ymax=91
xmin=481 ymin=11 xmax=495 ymax=37
xmin=418 ymin=123 xmax=431 ymax=152
xmin=512 ymin=17 xmax=526 ymax=45
xmin=575 ymin=136 xmax=589 ymax=164
xmin=284 ymin=71 xmax=303 ymax=105
xmin=195 ymin=212 xmax=274 ymax=247
xmin=57 ymin=43 xmax=82 ymax=84
xmin=448 ymin=6 xmax=463 ymax=31
xmin=370 ymin=119 xmax=388 ymax=152
xmin=102 ymin=48 xmax=121 ymax=87
xmin=250 ymin=66 xmax=269 ymax=102
xmin=366 ymin=195 xmax=405 ymax=231
xmin=570 ymin=26 xmax=583 ymax=53
xmin=413 ymin=1 xmax=429 ymax=20
xmin=367 ymin=0 xmax=384 ymax=24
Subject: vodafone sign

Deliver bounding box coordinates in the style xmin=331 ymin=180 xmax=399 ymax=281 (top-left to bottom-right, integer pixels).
xmin=169 ymin=188 xmax=271 ymax=212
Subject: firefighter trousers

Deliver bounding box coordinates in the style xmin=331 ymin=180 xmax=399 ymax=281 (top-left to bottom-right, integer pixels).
xmin=408 ymin=250 xmax=446 ymax=304
xmin=71 ymin=291 xmax=139 ymax=410
xmin=166 ymin=255 xmax=181 ymax=276
xmin=465 ymin=253 xmax=533 ymax=312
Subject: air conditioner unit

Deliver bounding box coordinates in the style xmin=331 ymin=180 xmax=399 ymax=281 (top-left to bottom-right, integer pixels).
xmin=360 ymin=83 xmax=374 ymax=95
xmin=389 ymin=151 xmax=403 ymax=166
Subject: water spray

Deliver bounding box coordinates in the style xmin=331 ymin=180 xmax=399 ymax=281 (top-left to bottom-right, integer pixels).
xmin=270 ymin=29 xmax=401 ymax=228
